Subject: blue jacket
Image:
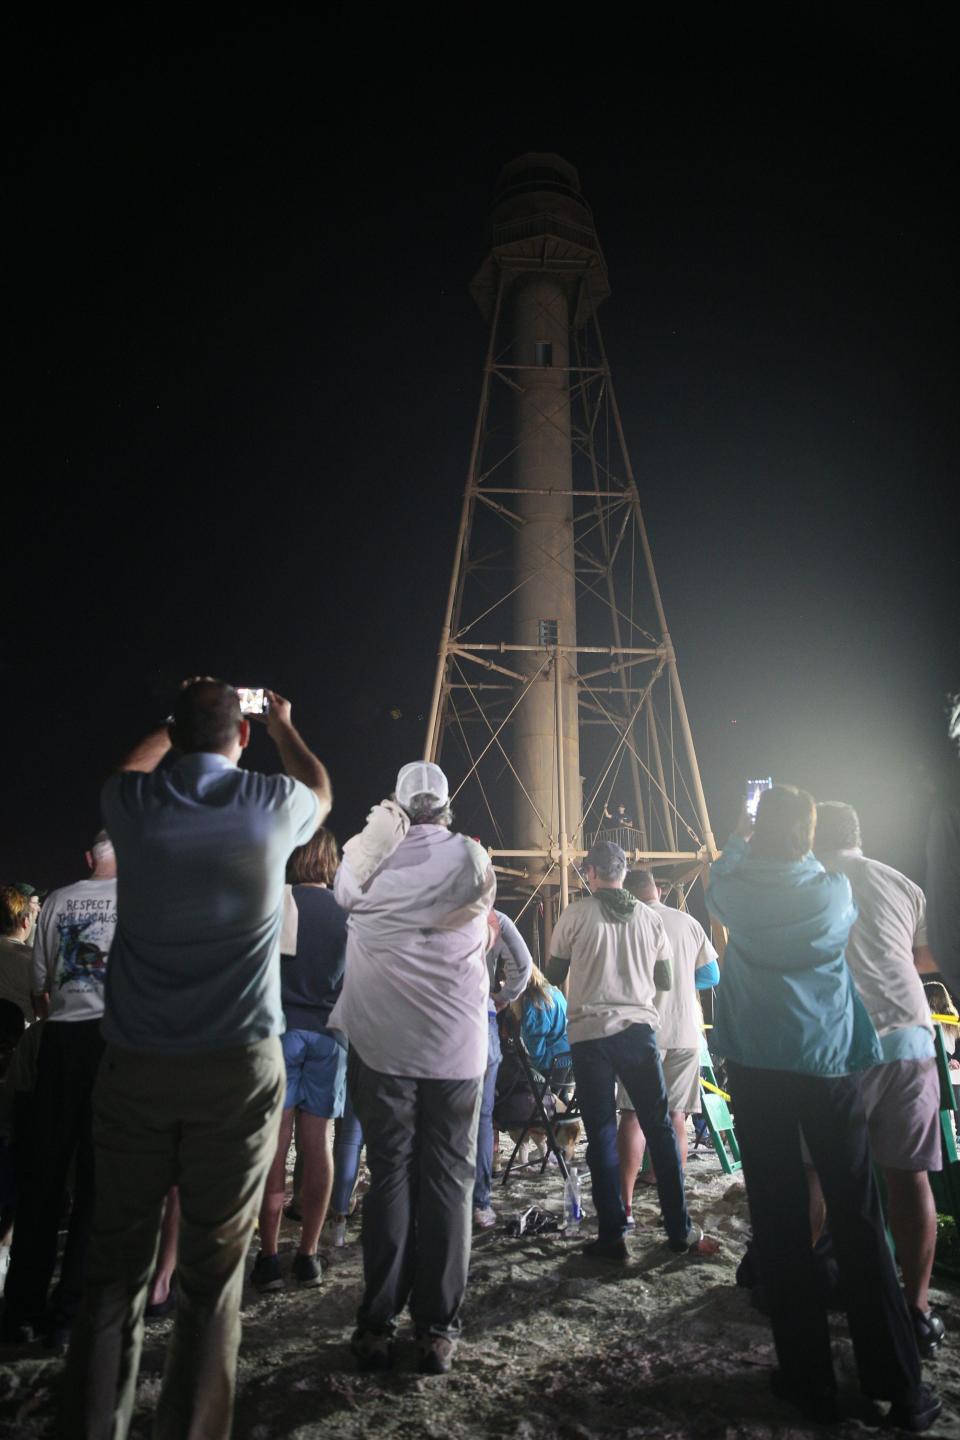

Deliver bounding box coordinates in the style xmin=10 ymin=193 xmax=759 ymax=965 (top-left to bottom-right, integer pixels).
xmin=707 ymin=835 xmax=881 ymax=1076
xmin=521 ymin=985 xmax=571 ymax=1072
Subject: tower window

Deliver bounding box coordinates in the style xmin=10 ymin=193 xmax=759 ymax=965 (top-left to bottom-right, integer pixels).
xmin=538 ymin=618 xmax=558 ymax=647
xmin=534 ymin=342 xmax=553 ymax=367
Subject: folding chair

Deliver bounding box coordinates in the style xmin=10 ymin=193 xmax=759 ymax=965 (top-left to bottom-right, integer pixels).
xmin=698 ymin=1033 xmax=742 ymax=1174
xmin=499 ymin=1015 xmax=575 ymax=1184
xmin=632 ymin=1038 xmax=739 ymax=1176
xmin=546 ymin=1052 xmax=581 ymax=1144
xmin=929 ymin=1024 xmax=960 ymax=1254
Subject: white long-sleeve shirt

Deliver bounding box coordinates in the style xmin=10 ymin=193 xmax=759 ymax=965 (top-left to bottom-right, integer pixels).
xmin=487 ymin=909 xmax=533 ymax=1010
xmin=330 ymin=822 xmax=496 ymax=1078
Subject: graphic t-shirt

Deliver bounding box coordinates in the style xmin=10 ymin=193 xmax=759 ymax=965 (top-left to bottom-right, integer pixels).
xmin=32 ymin=878 xmax=118 ymax=1022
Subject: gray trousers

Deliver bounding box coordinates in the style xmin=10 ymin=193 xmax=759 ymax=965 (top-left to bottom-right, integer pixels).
xmin=348 ymin=1051 xmax=483 ymax=1339
xmin=61 ymin=1038 xmax=284 ymax=1440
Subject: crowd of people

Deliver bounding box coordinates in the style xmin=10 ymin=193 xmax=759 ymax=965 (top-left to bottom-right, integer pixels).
xmin=0 ymin=677 xmax=957 ymax=1437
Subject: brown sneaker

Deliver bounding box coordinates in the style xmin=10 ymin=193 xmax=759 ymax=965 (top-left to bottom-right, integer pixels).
xmin=417 ymin=1334 xmax=457 ymax=1375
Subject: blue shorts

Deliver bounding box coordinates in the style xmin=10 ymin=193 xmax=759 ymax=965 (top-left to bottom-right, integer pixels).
xmin=281 ymin=1029 xmax=347 ymax=1118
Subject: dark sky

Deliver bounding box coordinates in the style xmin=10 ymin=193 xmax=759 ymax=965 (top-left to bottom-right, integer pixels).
xmin=7 ymin=9 xmax=957 ymax=891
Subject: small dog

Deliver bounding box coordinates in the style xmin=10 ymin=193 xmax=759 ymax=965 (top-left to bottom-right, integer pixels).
xmin=506 ymin=1118 xmax=581 ymax=1166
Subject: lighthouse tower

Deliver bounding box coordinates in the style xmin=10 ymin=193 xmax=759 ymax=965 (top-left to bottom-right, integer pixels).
xmin=425 ymin=154 xmax=716 ymax=931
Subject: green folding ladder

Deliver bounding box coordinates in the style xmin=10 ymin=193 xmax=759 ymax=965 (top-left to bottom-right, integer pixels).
xmin=929 ymin=1023 xmax=960 ymax=1230
xmin=698 ymin=1033 xmax=742 ymax=1174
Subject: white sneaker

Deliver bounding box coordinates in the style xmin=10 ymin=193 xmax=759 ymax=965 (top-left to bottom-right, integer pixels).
xmin=473 ymin=1206 xmax=497 ymax=1229
xmin=329 ymin=1217 xmax=347 ymax=1248
xmin=624 ymin=1210 xmax=636 ymax=1229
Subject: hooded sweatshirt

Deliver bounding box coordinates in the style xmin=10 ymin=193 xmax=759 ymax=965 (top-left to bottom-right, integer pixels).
xmin=707 ymin=834 xmax=880 ymax=1076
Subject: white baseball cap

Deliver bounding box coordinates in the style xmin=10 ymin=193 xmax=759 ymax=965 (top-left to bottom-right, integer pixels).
xmin=396 ymin=761 xmax=449 ymax=812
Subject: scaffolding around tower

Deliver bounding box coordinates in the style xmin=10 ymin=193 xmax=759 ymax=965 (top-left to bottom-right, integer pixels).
xmin=424 ymin=155 xmax=718 ymax=932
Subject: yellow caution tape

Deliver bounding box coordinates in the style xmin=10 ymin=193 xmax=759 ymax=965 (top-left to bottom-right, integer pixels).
xmin=695 ymin=1018 xmax=956 ymax=1108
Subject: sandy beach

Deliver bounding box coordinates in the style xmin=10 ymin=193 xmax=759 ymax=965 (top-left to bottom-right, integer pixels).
xmin=2 ymin=1137 xmax=958 ymax=1438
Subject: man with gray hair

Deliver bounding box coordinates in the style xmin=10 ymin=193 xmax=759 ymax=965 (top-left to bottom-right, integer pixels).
xmin=814 ymin=801 xmax=944 ymax=1357
xmin=2 ymin=832 xmax=118 ymax=1346
xmin=330 ymin=762 xmax=496 ymax=1375
xmin=547 ymin=841 xmax=715 ymax=1263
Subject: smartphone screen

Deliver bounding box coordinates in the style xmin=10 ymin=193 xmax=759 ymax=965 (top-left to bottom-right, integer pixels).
xmin=746 ymin=776 xmax=773 ymax=821
xmin=237 ymin=687 xmax=268 ymax=716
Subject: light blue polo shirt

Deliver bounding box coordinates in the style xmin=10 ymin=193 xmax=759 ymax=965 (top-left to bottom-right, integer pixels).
xmin=101 ymin=753 xmax=319 ymax=1054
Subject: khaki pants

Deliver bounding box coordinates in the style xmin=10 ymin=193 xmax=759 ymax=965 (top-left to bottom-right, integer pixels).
xmin=62 ymin=1038 xmax=284 ymax=1440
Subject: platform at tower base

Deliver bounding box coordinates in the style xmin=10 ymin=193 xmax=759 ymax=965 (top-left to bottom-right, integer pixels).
xmin=2 ymin=1133 xmax=958 ymax=1437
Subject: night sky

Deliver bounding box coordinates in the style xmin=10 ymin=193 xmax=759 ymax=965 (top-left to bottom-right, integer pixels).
xmin=7 ymin=10 xmax=957 ymax=893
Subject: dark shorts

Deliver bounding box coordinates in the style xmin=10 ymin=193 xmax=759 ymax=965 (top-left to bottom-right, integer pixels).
xmin=860 ymin=1058 xmax=941 ymax=1172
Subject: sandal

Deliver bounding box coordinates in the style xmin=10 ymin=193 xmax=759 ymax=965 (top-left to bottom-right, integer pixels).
xmin=145 ymin=1287 xmax=176 ymax=1319
xmin=666 ymin=1224 xmax=721 ymax=1257
xmin=506 ymin=1206 xmax=560 ymax=1237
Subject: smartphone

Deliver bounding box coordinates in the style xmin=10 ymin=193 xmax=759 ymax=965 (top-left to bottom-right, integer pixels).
xmin=746 ymin=776 xmax=773 ymax=821
xmin=237 ymin=687 xmax=269 ymax=716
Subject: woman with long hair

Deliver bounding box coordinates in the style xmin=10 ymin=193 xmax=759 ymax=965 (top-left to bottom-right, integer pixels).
xmin=511 ymin=964 xmax=571 ymax=1075
xmin=252 ymin=829 xmax=347 ymax=1290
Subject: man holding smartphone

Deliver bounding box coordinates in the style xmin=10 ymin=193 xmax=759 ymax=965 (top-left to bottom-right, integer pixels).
xmin=62 ymin=679 xmax=331 ymax=1440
